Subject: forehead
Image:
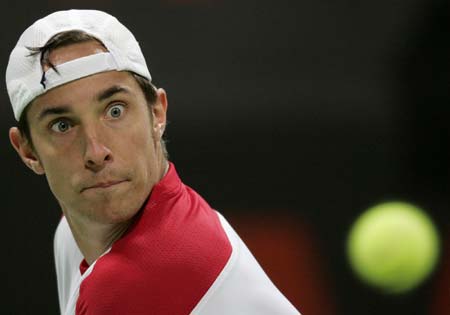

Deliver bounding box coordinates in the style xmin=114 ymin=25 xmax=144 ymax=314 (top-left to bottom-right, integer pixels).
xmin=28 ymin=78 xmax=143 ymax=130
xmin=44 ymin=40 xmax=107 ymax=71
xmin=36 ymin=70 xmax=139 ymax=103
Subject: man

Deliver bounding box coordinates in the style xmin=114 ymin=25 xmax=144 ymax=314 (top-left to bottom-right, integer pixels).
xmin=6 ymin=9 xmax=300 ymax=315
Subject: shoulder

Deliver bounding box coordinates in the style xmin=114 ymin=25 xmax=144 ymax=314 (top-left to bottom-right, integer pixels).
xmin=77 ymin=199 xmax=233 ymax=314
xmin=191 ymin=213 xmax=301 ymax=315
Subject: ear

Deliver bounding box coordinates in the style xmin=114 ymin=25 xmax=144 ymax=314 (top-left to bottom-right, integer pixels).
xmin=9 ymin=127 xmax=45 ymax=175
xmin=152 ymin=88 xmax=168 ymax=138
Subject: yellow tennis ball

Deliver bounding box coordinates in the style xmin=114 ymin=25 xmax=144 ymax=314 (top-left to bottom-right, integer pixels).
xmin=347 ymin=201 xmax=440 ymax=294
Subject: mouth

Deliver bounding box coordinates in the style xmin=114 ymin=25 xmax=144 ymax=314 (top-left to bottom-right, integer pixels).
xmin=81 ymin=180 xmax=129 ymax=193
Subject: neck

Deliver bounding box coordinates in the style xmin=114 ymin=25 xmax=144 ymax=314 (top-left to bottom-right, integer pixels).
xmin=64 ymin=211 xmax=135 ymax=265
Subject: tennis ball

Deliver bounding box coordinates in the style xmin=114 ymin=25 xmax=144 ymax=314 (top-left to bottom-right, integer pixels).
xmin=347 ymin=201 xmax=440 ymax=294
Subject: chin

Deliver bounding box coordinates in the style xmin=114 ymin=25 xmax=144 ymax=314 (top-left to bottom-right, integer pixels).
xmin=77 ymin=197 xmax=140 ymax=224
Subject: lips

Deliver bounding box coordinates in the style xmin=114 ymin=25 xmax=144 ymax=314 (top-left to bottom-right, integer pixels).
xmin=81 ymin=180 xmax=128 ymax=192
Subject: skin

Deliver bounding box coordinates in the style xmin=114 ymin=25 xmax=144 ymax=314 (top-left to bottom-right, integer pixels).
xmin=9 ymin=41 xmax=168 ymax=264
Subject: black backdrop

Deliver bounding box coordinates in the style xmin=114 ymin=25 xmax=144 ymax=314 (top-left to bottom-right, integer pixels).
xmin=1 ymin=1 xmax=448 ymax=314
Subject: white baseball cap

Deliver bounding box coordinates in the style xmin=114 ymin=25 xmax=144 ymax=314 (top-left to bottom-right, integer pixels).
xmin=6 ymin=9 xmax=152 ymax=121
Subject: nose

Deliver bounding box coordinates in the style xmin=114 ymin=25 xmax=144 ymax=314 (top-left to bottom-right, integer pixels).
xmin=83 ymin=127 xmax=113 ymax=172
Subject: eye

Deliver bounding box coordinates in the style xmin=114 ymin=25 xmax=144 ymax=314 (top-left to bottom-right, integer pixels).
xmin=50 ymin=119 xmax=72 ymax=133
xmin=106 ymin=104 xmax=125 ymax=119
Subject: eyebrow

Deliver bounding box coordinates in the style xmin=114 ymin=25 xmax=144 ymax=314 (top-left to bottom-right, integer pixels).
xmin=38 ymin=105 xmax=71 ymax=121
xmin=96 ymin=85 xmax=130 ymax=102
xmin=37 ymin=85 xmax=131 ymax=121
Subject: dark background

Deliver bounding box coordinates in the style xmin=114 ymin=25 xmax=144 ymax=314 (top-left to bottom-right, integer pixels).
xmin=1 ymin=0 xmax=448 ymax=314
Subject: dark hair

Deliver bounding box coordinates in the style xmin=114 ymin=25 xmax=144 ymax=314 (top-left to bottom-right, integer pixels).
xmin=21 ymin=30 xmax=166 ymax=156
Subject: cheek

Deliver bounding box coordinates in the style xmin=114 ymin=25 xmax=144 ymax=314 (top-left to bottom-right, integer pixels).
xmin=35 ymin=142 xmax=82 ymax=202
xmin=132 ymin=130 xmax=156 ymax=167
xmin=42 ymin=157 xmax=77 ymax=203
xmin=127 ymin=112 xmax=156 ymax=154
xmin=126 ymin=125 xmax=159 ymax=181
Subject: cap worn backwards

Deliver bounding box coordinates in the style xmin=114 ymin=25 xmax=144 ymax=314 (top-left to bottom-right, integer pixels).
xmin=5 ymin=9 xmax=152 ymax=121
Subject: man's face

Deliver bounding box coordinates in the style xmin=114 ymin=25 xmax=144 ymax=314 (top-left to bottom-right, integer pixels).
xmin=17 ymin=40 xmax=167 ymax=225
